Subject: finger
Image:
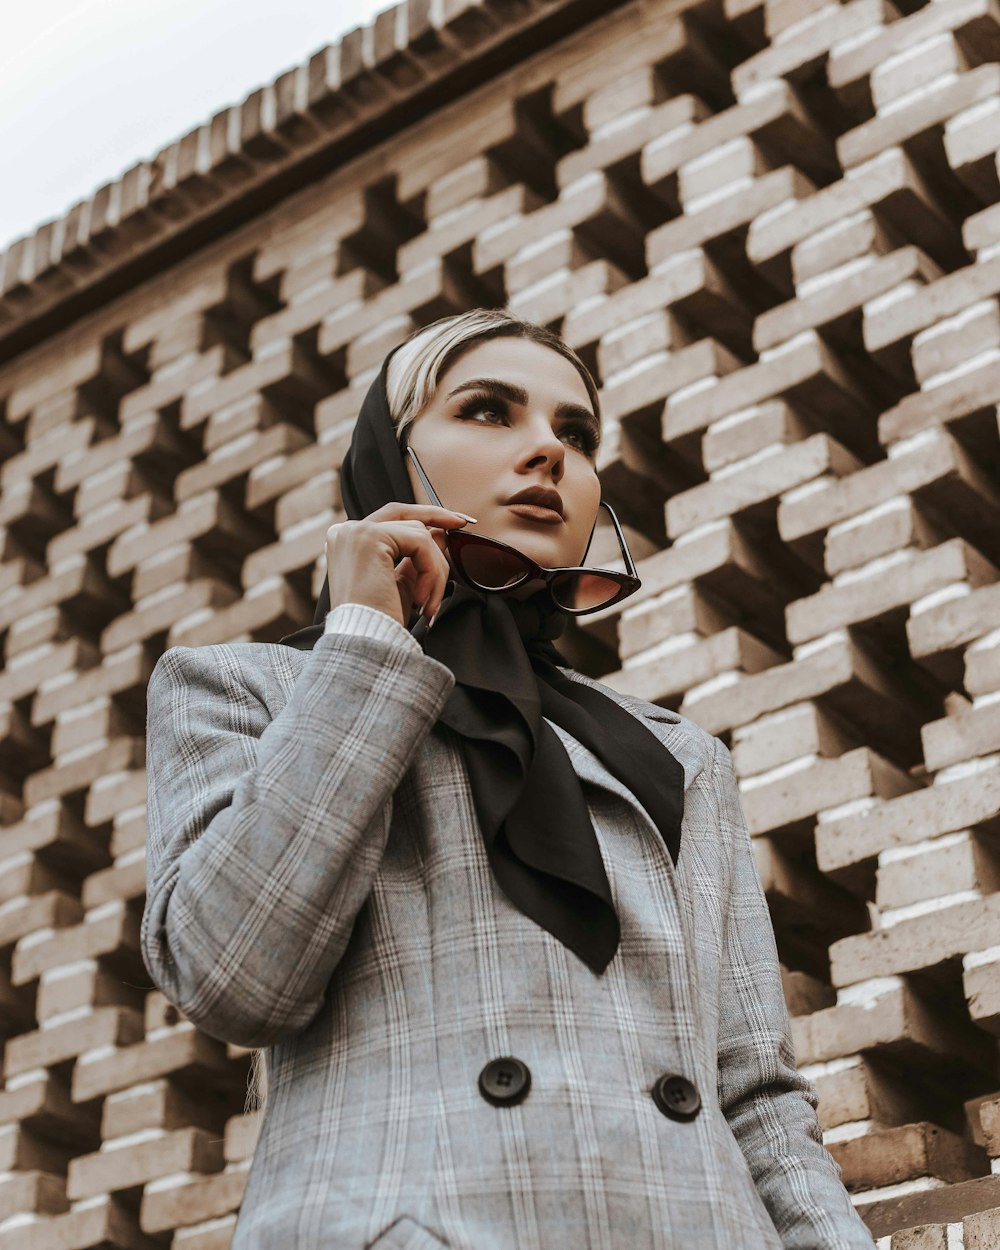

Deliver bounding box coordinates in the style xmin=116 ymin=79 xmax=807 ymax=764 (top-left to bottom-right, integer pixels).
xmin=367 ymin=502 xmax=476 ymax=527
xmin=384 ymin=523 xmax=451 ymax=616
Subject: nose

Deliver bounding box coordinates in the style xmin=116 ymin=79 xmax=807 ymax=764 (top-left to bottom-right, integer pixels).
xmin=522 ymin=416 xmax=566 ymax=479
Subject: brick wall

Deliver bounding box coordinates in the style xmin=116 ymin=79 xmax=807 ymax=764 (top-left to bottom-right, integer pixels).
xmin=1 ymin=0 xmax=1000 ymax=1244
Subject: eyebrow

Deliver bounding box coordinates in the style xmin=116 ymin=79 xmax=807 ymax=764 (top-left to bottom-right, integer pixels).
xmin=445 ymin=377 xmax=601 ymax=443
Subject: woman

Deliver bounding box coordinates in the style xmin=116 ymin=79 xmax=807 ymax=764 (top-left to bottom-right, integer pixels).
xmin=141 ymin=309 xmax=875 ymax=1249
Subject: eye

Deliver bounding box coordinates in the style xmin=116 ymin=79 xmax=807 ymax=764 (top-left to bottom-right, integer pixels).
xmin=454 ymin=396 xmax=508 ymax=425
xmin=562 ymin=423 xmax=600 ymax=455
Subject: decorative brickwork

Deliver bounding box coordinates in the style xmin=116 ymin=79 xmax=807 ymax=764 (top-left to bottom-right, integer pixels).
xmin=1 ymin=0 xmax=1000 ymax=1244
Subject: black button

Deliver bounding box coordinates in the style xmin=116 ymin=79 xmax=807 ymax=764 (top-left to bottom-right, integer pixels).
xmin=478 ymin=1057 xmax=531 ymax=1107
xmin=652 ymin=1072 xmax=701 ymax=1121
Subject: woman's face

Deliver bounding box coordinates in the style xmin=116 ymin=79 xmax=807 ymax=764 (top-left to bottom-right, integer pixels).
xmin=403 ymin=338 xmax=603 ymax=599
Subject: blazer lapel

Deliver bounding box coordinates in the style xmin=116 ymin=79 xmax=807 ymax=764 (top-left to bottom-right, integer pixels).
xmin=546 ymin=667 xmax=688 ymax=826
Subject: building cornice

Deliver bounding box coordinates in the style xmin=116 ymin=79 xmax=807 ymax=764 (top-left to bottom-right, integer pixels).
xmin=0 ymin=0 xmax=620 ymax=363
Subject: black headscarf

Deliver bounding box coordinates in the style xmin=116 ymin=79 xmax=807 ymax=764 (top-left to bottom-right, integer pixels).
xmin=277 ymin=342 xmax=685 ymax=974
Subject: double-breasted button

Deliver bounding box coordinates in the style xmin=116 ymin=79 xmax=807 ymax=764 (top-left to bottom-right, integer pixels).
xmin=478 ymin=1057 xmax=531 ymax=1107
xmin=652 ymin=1072 xmax=701 ymax=1121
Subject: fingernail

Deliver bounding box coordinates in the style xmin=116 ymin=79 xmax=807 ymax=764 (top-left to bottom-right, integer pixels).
xmin=427 ymin=608 xmax=438 ymax=628
xmin=453 ymin=512 xmax=478 ymax=524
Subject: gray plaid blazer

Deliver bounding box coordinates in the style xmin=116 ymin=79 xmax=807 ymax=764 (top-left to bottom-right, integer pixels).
xmin=141 ymin=602 xmax=875 ymax=1250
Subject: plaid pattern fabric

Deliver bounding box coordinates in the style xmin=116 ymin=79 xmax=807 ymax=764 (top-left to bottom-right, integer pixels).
xmin=142 ymin=602 xmax=875 ymax=1250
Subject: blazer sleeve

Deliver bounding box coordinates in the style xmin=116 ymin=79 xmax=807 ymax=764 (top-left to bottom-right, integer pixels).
xmin=141 ymin=602 xmax=456 ymax=1050
xmin=711 ymin=734 xmax=876 ymax=1249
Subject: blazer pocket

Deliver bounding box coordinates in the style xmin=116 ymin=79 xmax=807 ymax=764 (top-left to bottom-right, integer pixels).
xmin=365 ymin=1214 xmax=450 ymax=1250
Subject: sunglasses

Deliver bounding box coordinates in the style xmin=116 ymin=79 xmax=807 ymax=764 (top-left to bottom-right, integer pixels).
xmin=405 ymin=445 xmax=641 ymax=616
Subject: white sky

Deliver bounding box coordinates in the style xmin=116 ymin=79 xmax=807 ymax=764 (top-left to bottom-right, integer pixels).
xmin=0 ymin=0 xmax=395 ymax=251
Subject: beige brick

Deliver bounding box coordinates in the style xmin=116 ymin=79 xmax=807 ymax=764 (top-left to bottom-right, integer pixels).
xmin=781 ymin=965 xmax=835 ymax=1016
xmin=829 ymin=1121 xmax=986 ymax=1191
xmin=964 ymin=953 xmax=1000 ymax=1034
xmin=965 ymin=637 xmax=1000 ymax=698
xmin=731 ymin=702 xmax=858 ymax=777
xmin=945 ymin=98 xmax=1000 ymax=204
xmin=741 ymin=746 xmax=915 ymax=839
xmin=0 ymin=1192 xmax=162 ymax=1248
xmin=878 ymin=832 xmax=1000 ymax=911
xmin=889 ymin=1224 xmax=948 ymax=1250
xmin=652 ymin=73 xmax=828 ymax=187
xmin=563 ymin=248 xmax=742 ymax=351
xmin=870 ymin=33 xmax=972 ymax=112
xmin=505 ymin=230 xmax=592 ymax=299
xmin=582 ymin=65 xmax=661 ymax=133
xmin=922 ymin=700 xmax=1000 ymax=771
xmin=839 ymin=63 xmax=1000 ymax=170
xmin=71 ymin=1026 xmax=232 ymax=1105
xmin=830 ymin=893 xmax=1000 ymax=986
xmin=616 ymin=582 xmax=729 ymax=662
xmin=402 ymin=184 xmax=534 ymax=273
xmin=965 ymin=1205 xmax=1000 ymax=1249
xmin=678 ymin=135 xmax=768 ymax=211
xmin=731 ymin=0 xmax=888 ymax=99
xmin=317 ymin=256 xmax=453 ymax=356
xmin=965 ymin=198 xmax=1000 ymax=253
xmin=472 ymin=172 xmax=644 ymax=275
xmin=649 ymin=165 xmax=809 ymax=281
xmin=3 ymin=1007 xmax=144 ymax=1081
xmin=786 ymin=537 xmax=998 ymax=645
xmin=827 ymin=0 xmax=1000 ymax=96
xmin=746 ymin=147 xmax=954 ymax=275
xmin=702 ymin=400 xmax=812 ymax=474
xmin=67 ymin=1126 xmax=224 ymax=1202
xmin=756 ymin=836 xmax=869 ymax=936
xmin=861 ymin=1175 xmax=1000 ymax=1241
xmin=559 ymin=92 xmax=694 ymax=190
xmin=682 ymin=631 xmax=933 ymax=752
xmin=778 ymin=425 xmax=1000 ymax=550
xmin=604 ymin=338 xmax=742 ymax=441
xmin=908 ymin=582 xmax=1000 ymax=660
xmin=811 ymin=1056 xmax=925 ymax=1132
xmin=865 ymin=251 xmax=1000 ymax=358
xmin=755 ymin=245 xmax=938 ymax=353
xmin=911 ymin=298 xmax=1000 ymax=386
xmin=790 ymin=208 xmax=892 ymax=287
xmin=816 ymin=762 xmax=1000 ymax=877
xmin=176 ymin=421 xmax=308 ymax=504
xmin=141 ymin=1165 xmax=248 ymax=1236
xmin=666 ymin=433 xmax=860 ymax=539
xmin=663 ymin=329 xmax=873 ymax=449
xmin=978 ymin=1097 xmax=1000 ymax=1154
xmin=605 ymin=625 xmax=783 ymax=708
xmin=765 ymin=0 xmax=828 ymax=39
xmin=824 ymin=497 xmax=944 ymax=578
xmin=792 ymin=977 xmax=993 ymax=1070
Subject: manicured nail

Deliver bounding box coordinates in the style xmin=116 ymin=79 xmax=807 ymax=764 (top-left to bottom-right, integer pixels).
xmin=453 ymin=512 xmax=478 ymax=524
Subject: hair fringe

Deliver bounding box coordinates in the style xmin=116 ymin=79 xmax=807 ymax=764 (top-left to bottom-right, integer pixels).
xmin=247 ymin=310 xmax=597 ymax=1123
xmin=385 ymin=307 xmax=601 ymax=440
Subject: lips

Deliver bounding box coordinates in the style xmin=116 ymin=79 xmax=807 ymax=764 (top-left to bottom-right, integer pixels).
xmin=504 ymin=486 xmax=564 ymax=517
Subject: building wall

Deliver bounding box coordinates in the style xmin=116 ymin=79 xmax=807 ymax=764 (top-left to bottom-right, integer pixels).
xmin=1 ymin=0 xmax=1000 ymax=1244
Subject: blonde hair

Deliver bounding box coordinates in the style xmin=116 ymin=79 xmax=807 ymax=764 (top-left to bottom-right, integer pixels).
xmin=244 ymin=309 xmax=599 ymax=1119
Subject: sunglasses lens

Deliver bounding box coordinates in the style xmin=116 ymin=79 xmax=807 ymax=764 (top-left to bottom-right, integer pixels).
xmin=459 ymin=539 xmax=530 ymax=589
xmin=549 ymin=571 xmax=623 ymax=612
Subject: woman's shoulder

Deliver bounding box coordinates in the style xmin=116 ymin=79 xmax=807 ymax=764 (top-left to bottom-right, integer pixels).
xmin=148 ymin=639 xmax=308 ymax=715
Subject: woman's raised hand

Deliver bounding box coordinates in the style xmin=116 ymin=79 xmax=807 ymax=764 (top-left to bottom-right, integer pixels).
xmin=325 ymin=504 xmax=475 ymax=629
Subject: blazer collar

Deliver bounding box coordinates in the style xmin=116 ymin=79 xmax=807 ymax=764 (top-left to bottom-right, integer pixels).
xmin=557 ymin=666 xmax=681 ymax=727
xmin=546 ymin=667 xmax=693 ymax=824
